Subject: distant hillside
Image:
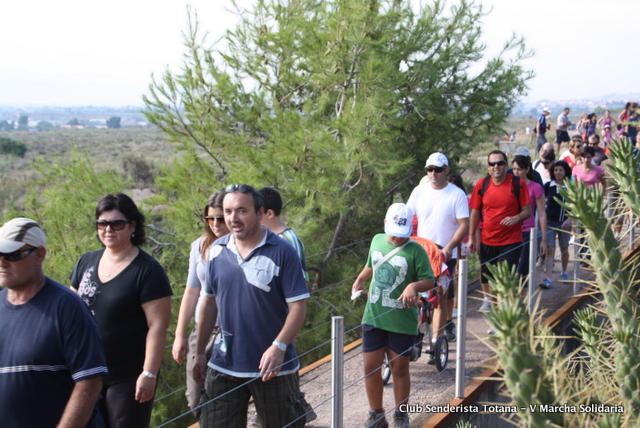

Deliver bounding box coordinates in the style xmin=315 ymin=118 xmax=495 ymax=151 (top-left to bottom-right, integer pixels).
xmin=511 ymin=93 xmax=640 ymax=118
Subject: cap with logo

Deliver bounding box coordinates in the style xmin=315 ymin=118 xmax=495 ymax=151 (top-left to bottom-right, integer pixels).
xmin=0 ymin=218 xmax=46 ymax=253
xmin=384 ymin=203 xmax=413 ymax=238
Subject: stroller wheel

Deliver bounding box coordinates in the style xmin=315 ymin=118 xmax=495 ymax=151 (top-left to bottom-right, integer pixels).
xmin=434 ymin=335 xmax=449 ymax=371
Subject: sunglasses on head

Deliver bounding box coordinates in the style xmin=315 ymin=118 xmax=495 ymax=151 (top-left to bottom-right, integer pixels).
xmin=425 ymin=166 xmax=446 ymax=173
xmin=225 ymin=184 xmax=258 ymax=194
xmin=0 ymin=247 xmax=37 ymax=262
xmin=96 ymin=219 xmax=131 ymax=231
xmin=205 ymin=216 xmax=225 ymax=225
xmin=488 ymin=160 xmax=506 ymax=167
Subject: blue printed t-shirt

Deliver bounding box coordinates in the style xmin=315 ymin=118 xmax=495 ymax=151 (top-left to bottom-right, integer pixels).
xmin=0 ymin=278 xmax=108 ymax=428
xmin=362 ymin=234 xmax=434 ymax=336
xmin=205 ymin=227 xmax=310 ymax=377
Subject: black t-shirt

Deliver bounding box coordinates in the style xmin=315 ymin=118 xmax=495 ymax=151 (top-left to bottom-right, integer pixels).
xmin=593 ymin=147 xmax=608 ymax=166
xmin=71 ymin=249 xmax=172 ymax=378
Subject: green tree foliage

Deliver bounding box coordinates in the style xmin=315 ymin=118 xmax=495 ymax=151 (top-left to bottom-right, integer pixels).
xmin=0 ymin=137 xmax=27 ymax=158
xmin=36 ymin=120 xmax=55 ymax=132
xmin=17 ymin=114 xmax=28 ymax=131
xmin=122 ymin=154 xmax=156 ymax=188
xmin=68 ymin=118 xmax=80 ymax=126
xmin=106 ymin=116 xmax=122 ymax=128
xmin=0 ymin=120 xmax=14 ymax=132
xmin=140 ymin=1 xmax=532 ymax=424
xmin=143 ymin=0 xmax=533 ymax=274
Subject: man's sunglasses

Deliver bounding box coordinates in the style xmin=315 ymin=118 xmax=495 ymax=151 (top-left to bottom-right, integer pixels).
xmin=425 ymin=166 xmax=446 ymax=173
xmin=205 ymin=216 xmax=225 ymax=225
xmin=0 ymin=247 xmax=37 ymax=262
xmin=96 ymin=219 xmax=131 ymax=231
xmin=488 ymin=161 xmax=506 ymax=167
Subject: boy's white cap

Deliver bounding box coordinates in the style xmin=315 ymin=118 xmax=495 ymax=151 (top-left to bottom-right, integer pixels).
xmin=384 ymin=203 xmax=413 ymax=238
xmin=0 ymin=218 xmax=46 ymax=253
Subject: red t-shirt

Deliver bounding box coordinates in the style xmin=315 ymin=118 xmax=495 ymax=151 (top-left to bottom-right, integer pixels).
xmin=469 ymin=174 xmax=530 ymax=246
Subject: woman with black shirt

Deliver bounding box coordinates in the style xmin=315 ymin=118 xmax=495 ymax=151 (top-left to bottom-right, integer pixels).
xmin=71 ymin=193 xmax=172 ymax=428
xmin=540 ymin=161 xmax=573 ymax=289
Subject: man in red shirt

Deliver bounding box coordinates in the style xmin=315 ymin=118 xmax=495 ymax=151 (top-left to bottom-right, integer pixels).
xmin=468 ymin=150 xmax=531 ymax=313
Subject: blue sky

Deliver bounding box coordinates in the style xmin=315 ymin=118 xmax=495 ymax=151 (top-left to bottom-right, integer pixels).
xmin=1 ymin=0 xmax=638 ymax=106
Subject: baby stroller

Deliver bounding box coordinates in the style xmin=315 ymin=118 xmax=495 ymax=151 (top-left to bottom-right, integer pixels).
xmin=382 ymin=236 xmax=451 ymax=383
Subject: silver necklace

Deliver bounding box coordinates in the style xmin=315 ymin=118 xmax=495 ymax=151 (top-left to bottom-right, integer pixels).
xmin=102 ymin=247 xmax=134 ymax=277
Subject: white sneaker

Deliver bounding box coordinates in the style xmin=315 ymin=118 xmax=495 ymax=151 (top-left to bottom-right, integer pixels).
xmin=479 ymin=299 xmax=492 ymax=312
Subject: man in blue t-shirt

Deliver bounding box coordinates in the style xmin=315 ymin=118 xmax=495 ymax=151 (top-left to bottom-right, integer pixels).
xmin=0 ymin=218 xmax=107 ymax=428
xmin=536 ymin=107 xmax=551 ymax=153
xmin=194 ymin=185 xmax=310 ymax=428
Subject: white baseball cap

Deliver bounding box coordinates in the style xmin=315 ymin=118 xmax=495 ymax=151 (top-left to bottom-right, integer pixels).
xmin=384 ymin=203 xmax=413 ymax=238
xmin=0 ymin=218 xmax=46 ymax=253
xmin=425 ymin=152 xmax=448 ymax=168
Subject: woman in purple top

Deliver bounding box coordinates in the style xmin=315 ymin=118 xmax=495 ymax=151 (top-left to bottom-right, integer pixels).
xmin=585 ymin=113 xmax=598 ymax=140
xmin=511 ymin=156 xmax=547 ymax=279
xmin=573 ymin=146 xmax=606 ymax=188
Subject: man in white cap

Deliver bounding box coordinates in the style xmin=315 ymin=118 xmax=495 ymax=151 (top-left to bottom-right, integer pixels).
xmin=536 ymin=107 xmax=551 ymax=153
xmin=0 ymin=217 xmax=107 ymax=428
xmin=407 ymin=152 xmax=469 ymax=348
xmin=352 ymin=203 xmax=434 ymax=428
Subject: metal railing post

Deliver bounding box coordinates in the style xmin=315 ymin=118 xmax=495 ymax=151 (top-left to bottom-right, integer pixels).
xmin=528 ymin=227 xmax=537 ymax=315
xmin=331 ymin=316 xmax=344 ymax=428
xmin=573 ymin=223 xmax=581 ymax=295
xmin=455 ymin=259 xmax=468 ymax=399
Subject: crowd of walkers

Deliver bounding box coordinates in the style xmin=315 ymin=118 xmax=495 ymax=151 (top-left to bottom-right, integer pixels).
xmin=1 ymin=104 xmax=638 ymax=428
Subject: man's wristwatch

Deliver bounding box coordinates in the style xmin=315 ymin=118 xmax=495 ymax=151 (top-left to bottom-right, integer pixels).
xmin=272 ymin=340 xmax=287 ymax=352
xmin=142 ymin=370 xmax=157 ymax=379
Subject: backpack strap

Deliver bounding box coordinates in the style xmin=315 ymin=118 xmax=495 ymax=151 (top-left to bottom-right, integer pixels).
xmin=478 ymin=174 xmax=490 ymax=197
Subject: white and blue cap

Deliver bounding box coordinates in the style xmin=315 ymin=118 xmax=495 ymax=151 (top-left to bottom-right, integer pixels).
xmin=384 ymin=203 xmax=413 ymax=238
xmin=0 ymin=217 xmax=46 ymax=253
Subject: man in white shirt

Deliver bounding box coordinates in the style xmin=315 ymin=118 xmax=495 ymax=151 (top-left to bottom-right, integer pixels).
xmin=556 ymin=107 xmax=572 ymax=153
xmin=406 ymin=153 xmax=469 ymax=350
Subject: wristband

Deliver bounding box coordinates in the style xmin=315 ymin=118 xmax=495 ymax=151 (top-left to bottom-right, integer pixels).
xmin=272 ymin=340 xmax=287 ymax=352
xmin=142 ymin=370 xmax=156 ymax=379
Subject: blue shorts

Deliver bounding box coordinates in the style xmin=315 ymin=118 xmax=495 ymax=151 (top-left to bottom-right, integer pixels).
xmin=362 ymin=324 xmax=416 ymax=357
xmin=546 ymin=220 xmax=571 ymax=248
